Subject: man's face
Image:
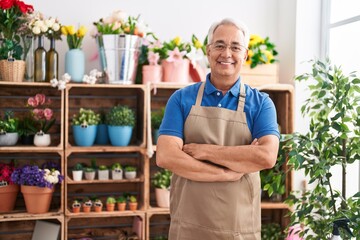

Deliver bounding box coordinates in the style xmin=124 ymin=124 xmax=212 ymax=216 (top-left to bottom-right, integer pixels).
xmin=206 ymin=24 xmax=248 ymax=80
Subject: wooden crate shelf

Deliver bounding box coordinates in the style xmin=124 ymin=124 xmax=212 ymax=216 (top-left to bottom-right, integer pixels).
xmin=146 ymin=212 xmax=170 ymax=240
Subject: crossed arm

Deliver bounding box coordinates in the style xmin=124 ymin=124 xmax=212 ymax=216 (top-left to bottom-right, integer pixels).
xmin=156 ymin=134 xmax=279 ymax=182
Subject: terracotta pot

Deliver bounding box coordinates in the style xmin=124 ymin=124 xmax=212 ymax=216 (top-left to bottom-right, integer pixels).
xmin=155 ymin=188 xmax=170 ymax=208
xmin=117 ymin=202 xmax=126 ymax=211
xmin=21 ymin=185 xmax=54 ymax=214
xmin=0 ymin=184 xmax=19 ymax=212
xmin=82 ymin=205 xmax=91 ymax=213
xmin=106 ymin=203 xmax=115 ymax=212
xmin=128 ymin=202 xmax=138 ymax=211
xmin=94 ymin=205 xmax=102 ymax=212
xmin=142 ymin=65 xmax=162 ymax=84
xmin=72 ymin=207 xmax=80 ymax=213
xmin=162 ymin=59 xmax=190 ymax=83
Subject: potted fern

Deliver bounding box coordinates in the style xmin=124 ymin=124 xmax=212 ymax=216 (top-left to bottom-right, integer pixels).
xmin=284 ymin=59 xmax=360 ymax=238
xmin=105 ymin=105 xmax=135 ymax=146
xmin=71 ymin=108 xmax=101 ymax=146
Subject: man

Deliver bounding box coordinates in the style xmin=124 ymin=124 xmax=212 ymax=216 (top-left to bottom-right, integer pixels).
xmin=156 ymin=18 xmax=280 ymax=239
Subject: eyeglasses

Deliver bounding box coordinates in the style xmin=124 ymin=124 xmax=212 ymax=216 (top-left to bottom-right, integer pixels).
xmin=208 ymin=42 xmax=248 ymax=53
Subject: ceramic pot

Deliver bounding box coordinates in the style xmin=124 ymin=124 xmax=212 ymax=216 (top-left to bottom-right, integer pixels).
xmin=106 ymin=203 xmax=115 ymax=212
xmin=72 ymin=170 xmax=83 ymax=181
xmin=125 ymin=171 xmax=136 ymax=179
xmin=107 ymin=126 xmax=133 ymax=146
xmin=155 ymin=188 xmax=170 ymax=208
xmin=128 ymin=202 xmax=138 ymax=211
xmin=33 ymin=132 xmax=51 ymax=147
xmin=65 ymin=49 xmax=85 ymax=82
xmin=142 ymin=65 xmax=162 ymax=84
xmin=117 ymin=202 xmax=126 ymax=211
xmin=0 ymin=132 xmax=19 ymax=146
xmin=162 ymin=59 xmax=190 ymax=83
xmin=21 ymin=185 xmax=54 ymax=214
xmin=98 ymin=169 xmax=109 ymax=180
xmin=111 ymin=169 xmax=123 ymax=180
xmin=0 ymin=184 xmax=19 ymax=212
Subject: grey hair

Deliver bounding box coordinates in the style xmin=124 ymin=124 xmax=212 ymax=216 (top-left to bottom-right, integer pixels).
xmin=207 ymin=18 xmax=250 ymax=48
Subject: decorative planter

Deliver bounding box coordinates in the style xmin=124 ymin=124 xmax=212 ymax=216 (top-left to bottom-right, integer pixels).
xmin=72 ymin=125 xmax=98 ymax=147
xmin=111 ymin=169 xmax=123 ymax=180
xmin=124 ymin=171 xmax=136 ymax=179
xmin=128 ymin=202 xmax=138 ymax=211
xmin=33 ymin=132 xmax=51 ymax=147
xmin=0 ymin=184 xmax=19 ymax=212
xmin=82 ymin=204 xmax=92 ymax=213
xmin=108 ymin=126 xmax=133 ymax=146
xmin=0 ymin=132 xmax=19 ymax=146
xmin=142 ymin=65 xmax=162 ymax=84
xmin=72 ymin=202 xmax=81 ymax=213
xmin=93 ymin=202 xmax=103 ymax=212
xmin=21 ymin=185 xmax=54 ymax=214
xmin=117 ymin=202 xmax=126 ymax=211
xmin=65 ymin=49 xmax=85 ymax=82
xmin=72 ymin=170 xmax=83 ymax=181
xmin=162 ymin=59 xmax=190 ymax=83
xmin=84 ymin=171 xmax=95 ymax=180
xmin=95 ymin=124 xmax=109 ymax=145
xmin=155 ymin=188 xmax=170 ymax=208
xmin=0 ymin=59 xmax=26 ymax=82
xmin=98 ymin=169 xmax=109 ymax=180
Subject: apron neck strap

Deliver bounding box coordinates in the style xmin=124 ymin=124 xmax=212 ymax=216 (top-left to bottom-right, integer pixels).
xmin=195 ymin=82 xmax=206 ymax=106
xmin=237 ymin=82 xmax=246 ymax=111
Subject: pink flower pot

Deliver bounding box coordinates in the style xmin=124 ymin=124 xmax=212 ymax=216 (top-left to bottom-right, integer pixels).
xmin=162 ymin=59 xmax=190 ymax=83
xmin=142 ymin=65 xmax=162 ymax=84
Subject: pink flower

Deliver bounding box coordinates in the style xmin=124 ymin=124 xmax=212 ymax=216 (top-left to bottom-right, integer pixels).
xmin=43 ymin=108 xmax=53 ymax=121
xmin=166 ymin=47 xmax=187 ymax=62
xmin=149 ymin=40 xmax=163 ymax=49
xmin=33 ymin=109 xmax=44 ymax=120
xmin=26 ymin=93 xmax=55 ymax=134
xmin=35 ymin=94 xmax=46 ymax=105
xmin=27 ymin=97 xmax=38 ymax=107
xmin=148 ymin=51 xmax=160 ymax=65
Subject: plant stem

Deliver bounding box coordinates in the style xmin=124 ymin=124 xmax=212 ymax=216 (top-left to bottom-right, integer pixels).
xmin=325 ymin=174 xmax=337 ymax=215
xmin=342 ymin=138 xmax=347 ymax=200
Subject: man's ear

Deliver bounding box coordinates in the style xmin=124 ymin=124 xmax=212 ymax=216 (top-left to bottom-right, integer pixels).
xmin=243 ymin=49 xmax=248 ymax=61
xmin=206 ymin=45 xmax=210 ymax=57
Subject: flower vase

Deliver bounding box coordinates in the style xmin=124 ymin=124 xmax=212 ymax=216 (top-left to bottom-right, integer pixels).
xmin=33 ymin=132 xmax=51 ymax=147
xmin=162 ymin=59 xmax=190 ymax=83
xmin=21 ymin=185 xmax=54 ymax=214
xmin=0 ymin=184 xmax=19 ymax=212
xmin=142 ymin=65 xmax=162 ymax=84
xmin=24 ymin=35 xmax=35 ymax=82
xmin=34 ymin=36 xmax=47 ymax=82
xmin=65 ymin=49 xmax=85 ymax=82
xmin=46 ymin=38 xmax=59 ymax=81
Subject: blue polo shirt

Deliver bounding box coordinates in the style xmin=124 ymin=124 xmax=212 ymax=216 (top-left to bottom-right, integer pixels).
xmin=159 ymin=74 xmax=280 ymax=141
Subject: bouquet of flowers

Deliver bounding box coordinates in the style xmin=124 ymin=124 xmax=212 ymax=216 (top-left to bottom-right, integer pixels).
xmin=138 ymin=33 xmax=164 ymax=66
xmin=28 ymin=13 xmax=62 ymax=40
xmin=0 ymin=162 xmax=16 ymax=185
xmin=93 ymin=9 xmax=149 ymax=37
xmin=11 ymin=163 xmax=63 ymax=189
xmin=246 ymin=34 xmax=278 ymax=68
xmin=0 ymin=0 xmax=34 ymax=60
xmin=61 ymin=25 xmax=87 ymax=49
xmin=26 ymin=93 xmax=55 ymax=134
xmin=161 ymin=36 xmax=191 ymax=63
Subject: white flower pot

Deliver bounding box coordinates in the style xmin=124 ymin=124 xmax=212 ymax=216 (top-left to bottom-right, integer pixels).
xmin=112 ymin=169 xmax=123 ymax=180
xmin=34 ymin=132 xmax=51 ymax=147
xmin=72 ymin=170 xmax=83 ymax=181
xmin=84 ymin=171 xmax=95 ymax=180
xmin=98 ymin=169 xmax=109 ymax=180
xmin=125 ymin=171 xmax=136 ymax=179
xmin=0 ymin=132 xmax=19 ymax=146
xmin=155 ymin=188 xmax=170 ymax=208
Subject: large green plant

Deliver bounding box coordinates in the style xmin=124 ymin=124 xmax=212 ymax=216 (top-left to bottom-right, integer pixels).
xmin=105 ymin=105 xmax=135 ymax=126
xmin=284 ymin=59 xmax=360 ymax=239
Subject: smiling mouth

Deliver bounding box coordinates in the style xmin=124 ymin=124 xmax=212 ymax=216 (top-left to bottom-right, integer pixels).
xmin=218 ymin=61 xmax=235 ymax=65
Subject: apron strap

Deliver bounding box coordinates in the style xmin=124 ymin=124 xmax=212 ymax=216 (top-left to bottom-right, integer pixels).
xmin=237 ymin=82 xmax=246 ymax=111
xmin=195 ymin=82 xmax=206 ymax=106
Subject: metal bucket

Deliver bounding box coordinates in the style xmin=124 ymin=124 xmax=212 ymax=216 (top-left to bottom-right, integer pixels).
xmin=97 ymin=34 xmax=142 ymax=84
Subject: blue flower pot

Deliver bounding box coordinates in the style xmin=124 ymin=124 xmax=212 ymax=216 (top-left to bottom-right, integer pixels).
xmin=72 ymin=125 xmax=97 ymax=146
xmin=95 ymin=124 xmax=109 ymax=145
xmin=65 ymin=49 xmax=85 ymax=82
xmin=108 ymin=126 xmax=133 ymax=146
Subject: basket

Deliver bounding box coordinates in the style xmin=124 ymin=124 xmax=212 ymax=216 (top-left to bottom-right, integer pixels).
xmin=0 ymin=59 xmax=26 ymax=82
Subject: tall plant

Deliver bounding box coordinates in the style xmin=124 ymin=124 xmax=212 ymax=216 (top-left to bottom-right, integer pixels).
xmin=284 ymin=59 xmax=360 ymax=239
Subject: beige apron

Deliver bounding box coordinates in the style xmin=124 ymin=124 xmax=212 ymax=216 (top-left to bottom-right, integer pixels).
xmin=169 ymin=81 xmax=261 ymax=240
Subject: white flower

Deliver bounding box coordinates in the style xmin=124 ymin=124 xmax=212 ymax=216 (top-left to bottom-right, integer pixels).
xmin=57 ymin=80 xmax=66 ymax=90
xmin=136 ymin=20 xmax=150 ymax=35
xmin=32 ymin=26 xmax=41 ymax=35
xmin=50 ymin=78 xmax=58 ymax=88
xmin=52 ymin=23 xmax=60 ymax=31
xmin=186 ymin=47 xmax=204 ymax=66
xmin=40 ymin=24 xmax=48 ymax=33
xmin=45 ymin=18 xmax=56 ymax=28
xmin=62 ymin=73 xmax=71 ymax=82
xmin=111 ymin=10 xmax=128 ymax=23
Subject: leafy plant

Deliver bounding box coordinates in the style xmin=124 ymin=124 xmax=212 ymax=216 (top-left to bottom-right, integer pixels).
xmin=72 ymin=163 xmax=83 ymax=171
xmin=284 ymin=59 xmax=360 ymax=239
xmin=84 ymin=167 xmax=95 ymax=173
xmin=152 ymin=169 xmax=172 ymax=189
xmin=105 ymin=105 xmax=135 ymax=126
xmin=94 ymin=198 xmax=103 ymax=206
xmin=98 ymin=165 xmax=108 ymax=170
xmin=71 ymin=108 xmax=101 ymax=126
xmin=106 ymin=196 xmax=116 ymax=204
xmin=124 ymin=166 xmax=136 ymax=172
xmin=116 ymin=195 xmax=126 ymax=203
xmin=246 ymin=34 xmax=278 ymax=68
xmin=17 ymin=114 xmax=37 ymax=137
xmin=261 ymin=223 xmax=284 ymax=240
xmin=129 ymin=195 xmax=137 ymax=203
xmin=0 ymin=111 xmax=19 ymax=133
xmin=111 ymin=163 xmax=122 ymax=170
xmin=151 ymin=108 xmax=164 ymax=130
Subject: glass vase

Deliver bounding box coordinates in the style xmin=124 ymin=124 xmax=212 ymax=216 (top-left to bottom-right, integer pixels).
xmin=34 ymin=36 xmax=47 ymax=82
xmin=23 ymin=35 xmax=34 ymax=82
xmin=46 ymin=38 xmax=58 ymax=82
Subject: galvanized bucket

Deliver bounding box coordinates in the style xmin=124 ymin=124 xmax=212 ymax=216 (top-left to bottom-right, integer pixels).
xmin=97 ymin=34 xmax=142 ymax=84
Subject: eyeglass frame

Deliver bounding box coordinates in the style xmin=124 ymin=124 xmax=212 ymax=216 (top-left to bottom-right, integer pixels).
xmin=207 ymin=41 xmax=248 ymax=54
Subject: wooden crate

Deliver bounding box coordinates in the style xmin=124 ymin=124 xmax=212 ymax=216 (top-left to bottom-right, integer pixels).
xmin=65 ymin=84 xmax=146 ymax=149
xmin=146 ymin=212 xmax=170 ymax=240
xmin=66 ymin=214 xmax=145 ymax=240
xmin=65 ymin=151 xmax=147 ymax=214
xmin=240 ymin=64 xmax=279 ymax=87
xmin=0 ymin=82 xmax=64 ymax=149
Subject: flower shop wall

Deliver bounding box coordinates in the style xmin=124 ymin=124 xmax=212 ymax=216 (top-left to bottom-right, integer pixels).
xmin=26 ymin=0 xmax=295 ymax=85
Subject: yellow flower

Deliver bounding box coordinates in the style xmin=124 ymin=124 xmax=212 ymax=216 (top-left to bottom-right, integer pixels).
xmin=263 ymin=50 xmax=274 ymax=64
xmin=194 ymin=39 xmax=202 ymax=49
xmin=77 ymin=26 xmax=87 ymax=38
xmin=66 ymin=25 xmax=76 ymax=35
xmin=61 ymin=26 xmax=68 ymax=36
xmin=173 ymin=36 xmax=181 ymax=46
xmin=249 ymin=34 xmax=264 ymax=47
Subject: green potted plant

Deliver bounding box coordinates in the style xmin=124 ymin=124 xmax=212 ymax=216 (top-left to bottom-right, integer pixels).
xmin=128 ymin=195 xmax=138 ymax=211
xmin=116 ymin=195 xmax=126 ymax=211
xmin=111 ymin=163 xmax=123 ymax=180
xmin=17 ymin=114 xmax=37 ymax=145
xmin=0 ymin=111 xmax=19 ymax=146
xmin=98 ymin=165 xmax=109 ymax=180
xmin=151 ymin=108 xmax=164 ymax=144
xmin=124 ymin=166 xmax=137 ymax=179
xmin=93 ymin=198 xmax=103 ymax=212
xmin=106 ymin=196 xmax=116 ymax=211
xmin=84 ymin=167 xmax=95 ymax=181
xmin=105 ymin=105 xmax=135 ymax=146
xmin=152 ymin=169 xmax=172 ymax=208
xmin=82 ymin=197 xmax=92 ymax=213
xmin=284 ymin=59 xmax=360 ymax=238
xmin=71 ymin=199 xmax=81 ymax=213
xmin=71 ymin=108 xmax=101 ymax=146
xmin=72 ymin=163 xmax=83 ymax=181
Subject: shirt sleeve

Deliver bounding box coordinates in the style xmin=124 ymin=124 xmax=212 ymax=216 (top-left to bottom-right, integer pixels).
xmin=158 ymin=90 xmax=185 ymax=140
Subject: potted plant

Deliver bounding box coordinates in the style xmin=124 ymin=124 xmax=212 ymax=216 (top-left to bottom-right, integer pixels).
xmin=71 ymin=199 xmax=81 ymax=213
xmin=11 ymin=163 xmax=64 ymax=214
xmin=0 ymin=111 xmax=19 ymax=146
xmin=72 ymin=163 xmax=83 ymax=181
xmin=152 ymin=169 xmax=172 ymax=208
xmin=106 ymin=196 xmax=116 ymax=211
xmin=98 ymin=165 xmax=109 ymax=180
xmin=111 ymin=163 xmax=123 ymax=180
xmin=95 ymin=110 xmax=110 ymax=145
xmin=116 ymin=195 xmax=126 ymax=211
xmin=84 ymin=167 xmax=96 ymax=181
xmin=71 ymin=108 xmax=101 ymax=146
xmin=18 ymin=114 xmax=37 ymax=145
xmin=151 ymin=108 xmax=164 ymax=144
xmin=124 ymin=166 xmax=137 ymax=179
xmin=128 ymin=195 xmax=138 ymax=211
xmin=284 ymin=59 xmax=360 ymax=238
xmin=0 ymin=161 xmax=19 ymax=212
xmin=82 ymin=197 xmax=92 ymax=213
xmin=105 ymin=105 xmax=135 ymax=146
xmin=93 ymin=198 xmax=103 ymax=212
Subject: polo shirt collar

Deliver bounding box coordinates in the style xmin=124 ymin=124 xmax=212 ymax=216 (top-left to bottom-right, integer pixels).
xmin=204 ymin=74 xmax=241 ymax=97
